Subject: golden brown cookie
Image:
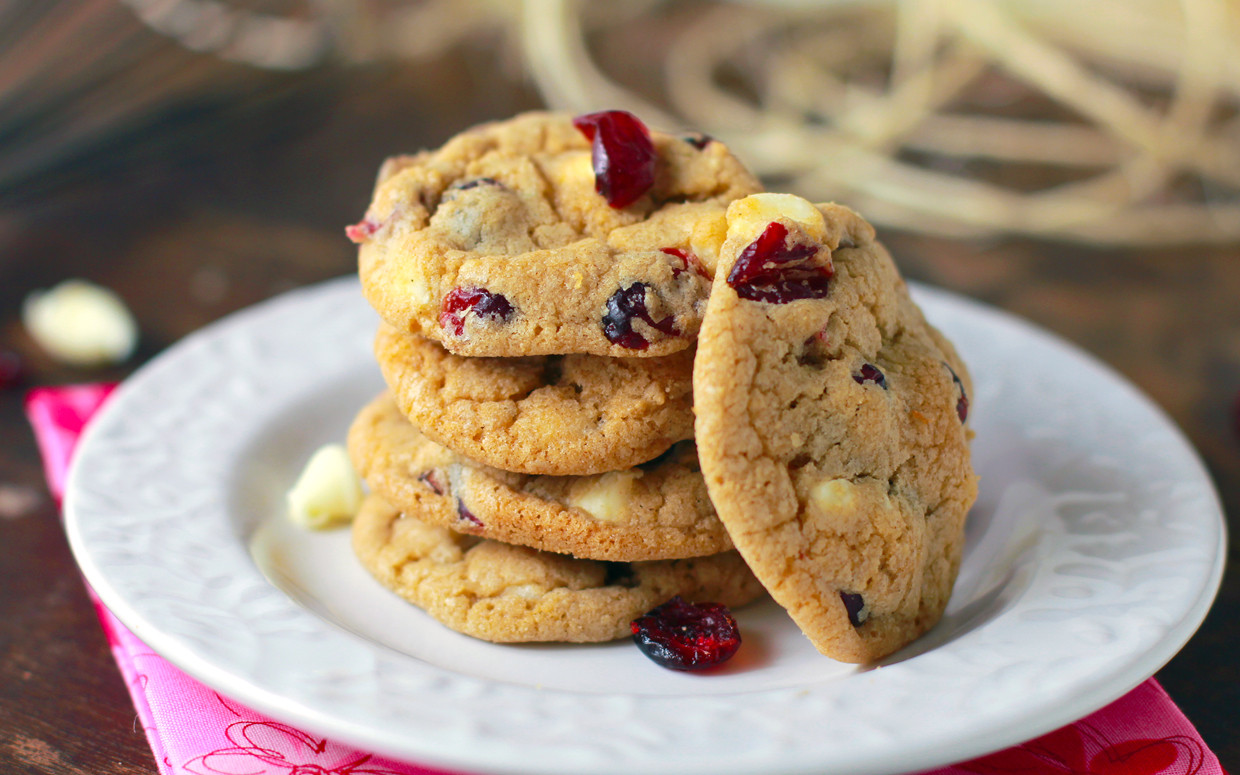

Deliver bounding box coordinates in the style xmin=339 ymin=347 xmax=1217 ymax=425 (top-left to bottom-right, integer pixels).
xmin=352 ymin=495 xmax=764 ymax=643
xmin=350 ymin=111 xmax=762 ymax=357
xmin=693 ymin=194 xmax=977 ymax=663
xmin=374 ymin=323 xmax=694 ymax=476
xmin=348 ymin=393 xmax=733 ymax=561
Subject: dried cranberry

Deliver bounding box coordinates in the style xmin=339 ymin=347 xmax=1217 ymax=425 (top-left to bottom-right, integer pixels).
xmin=726 ymin=222 xmax=831 ymax=303
xmin=0 ymin=350 xmax=24 ymax=390
xmin=455 ymin=177 xmax=503 ymax=191
xmin=661 ymin=247 xmax=708 ymax=278
xmin=946 ymin=364 xmax=969 ymax=422
xmin=681 ymin=133 xmax=714 ymax=150
xmin=418 ymin=469 xmax=447 ymax=496
xmin=602 ymin=283 xmax=679 ymax=350
xmin=456 ymin=500 xmax=483 ymax=527
xmin=603 ymin=562 xmax=638 ymax=588
xmin=853 ymin=364 xmax=887 ymax=389
xmin=631 ymin=596 xmax=741 ymax=670
xmin=572 ymin=110 xmax=656 ymax=208
xmin=439 ymin=287 xmax=515 ymax=336
xmin=840 ymin=591 xmax=868 ymax=627
xmin=345 ymin=217 xmax=380 ymax=244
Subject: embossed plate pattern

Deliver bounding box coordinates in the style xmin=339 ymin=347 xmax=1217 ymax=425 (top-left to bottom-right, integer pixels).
xmin=65 ymin=277 xmax=1225 ymax=775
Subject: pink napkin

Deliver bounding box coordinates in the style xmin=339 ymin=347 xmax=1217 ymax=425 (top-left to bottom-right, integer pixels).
xmin=29 ymin=383 xmax=1224 ymax=775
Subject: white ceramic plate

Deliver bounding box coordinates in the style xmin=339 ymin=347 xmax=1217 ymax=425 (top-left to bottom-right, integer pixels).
xmin=65 ymin=277 xmax=1225 ymax=775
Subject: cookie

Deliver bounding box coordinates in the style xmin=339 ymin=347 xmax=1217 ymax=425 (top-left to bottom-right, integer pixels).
xmin=692 ymin=194 xmax=978 ymax=663
xmin=348 ymin=393 xmax=733 ymax=561
xmin=374 ymin=323 xmax=694 ymax=476
xmin=350 ymin=111 xmax=763 ymax=357
xmin=352 ymin=494 xmax=763 ymax=643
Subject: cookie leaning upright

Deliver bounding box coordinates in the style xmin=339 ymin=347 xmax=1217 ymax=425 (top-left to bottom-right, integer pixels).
xmin=350 ymin=111 xmax=762 ymax=357
xmin=693 ymin=194 xmax=978 ymax=663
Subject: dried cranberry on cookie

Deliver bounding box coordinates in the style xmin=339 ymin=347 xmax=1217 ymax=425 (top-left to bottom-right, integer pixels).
xmin=350 ymin=111 xmax=761 ymax=357
xmin=353 ymin=495 xmax=763 ymax=643
xmin=373 ymin=323 xmax=695 ymax=476
xmin=693 ymin=193 xmax=977 ymax=663
xmin=348 ymin=393 xmax=733 ymax=562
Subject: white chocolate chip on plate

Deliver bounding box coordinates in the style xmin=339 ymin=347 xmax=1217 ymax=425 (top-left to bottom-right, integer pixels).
xmin=287 ymin=444 xmax=365 ymax=529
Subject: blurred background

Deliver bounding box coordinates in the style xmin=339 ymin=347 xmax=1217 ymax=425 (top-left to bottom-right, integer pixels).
xmin=0 ymin=0 xmax=1237 ymax=771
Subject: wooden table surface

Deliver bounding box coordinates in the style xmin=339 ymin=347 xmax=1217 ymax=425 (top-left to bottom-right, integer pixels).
xmin=0 ymin=44 xmax=1236 ymax=775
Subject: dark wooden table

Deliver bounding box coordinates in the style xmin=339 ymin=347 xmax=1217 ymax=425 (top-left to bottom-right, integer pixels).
xmin=1 ymin=45 xmax=1236 ymax=775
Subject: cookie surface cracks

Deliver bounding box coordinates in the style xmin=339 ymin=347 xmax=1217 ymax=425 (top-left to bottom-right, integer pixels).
xmin=352 ymin=495 xmax=764 ymax=643
xmin=374 ymin=324 xmax=694 ymax=476
xmin=693 ymin=198 xmax=977 ymax=663
xmin=348 ymin=393 xmax=733 ymax=562
xmin=354 ymin=111 xmax=762 ymax=357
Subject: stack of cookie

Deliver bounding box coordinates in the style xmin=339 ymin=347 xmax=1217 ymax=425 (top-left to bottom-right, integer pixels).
xmin=344 ymin=112 xmax=768 ymax=644
xmin=344 ymin=111 xmax=978 ymax=662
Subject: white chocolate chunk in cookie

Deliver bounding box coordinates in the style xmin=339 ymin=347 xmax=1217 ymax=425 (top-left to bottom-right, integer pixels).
xmin=809 ymin=478 xmax=859 ymax=514
xmin=809 ymin=478 xmax=897 ymax=533
xmin=568 ymin=469 xmax=643 ymax=523
xmin=544 ymin=151 xmax=595 ymax=189
xmin=690 ymin=210 xmax=728 ymax=276
xmin=725 ymin=193 xmax=828 ymax=244
xmin=287 ymin=444 xmax=365 ymax=529
xmin=507 ymin=583 xmax=546 ymax=599
xmin=407 ymin=268 xmax=432 ymax=306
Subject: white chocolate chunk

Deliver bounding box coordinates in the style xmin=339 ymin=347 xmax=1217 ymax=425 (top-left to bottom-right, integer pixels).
xmin=809 ymin=478 xmax=859 ymax=515
xmin=407 ymin=267 xmax=432 ymax=306
xmin=548 ymin=151 xmax=595 ymax=189
xmin=506 ymin=583 xmax=546 ymax=600
xmin=287 ymin=444 xmax=365 ymax=529
xmin=725 ymin=193 xmax=827 ymax=244
xmin=23 ymin=279 xmax=138 ymax=367
xmin=689 ymin=210 xmax=728 ymax=277
xmin=568 ymin=470 xmax=643 ymax=523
